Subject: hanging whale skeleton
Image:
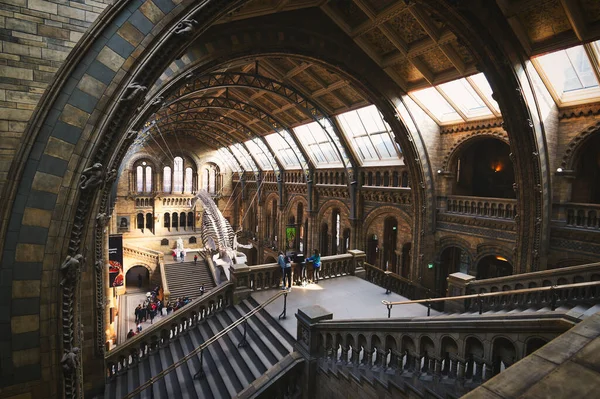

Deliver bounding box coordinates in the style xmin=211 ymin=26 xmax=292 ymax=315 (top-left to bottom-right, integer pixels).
xmin=191 ymin=189 xmax=252 ymax=280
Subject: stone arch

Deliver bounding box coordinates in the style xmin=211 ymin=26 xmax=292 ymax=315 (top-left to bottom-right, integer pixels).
xmin=560 ymin=120 xmax=600 ymax=170
xmin=0 ymin=1 xmax=550 ymax=394
xmin=363 ymin=205 xmax=413 ymax=230
xmin=436 ymin=235 xmax=474 ymax=263
xmin=474 ymin=244 xmax=514 ymax=267
xmin=316 ymin=199 xmax=350 ymax=226
xmin=442 ymin=130 xmax=509 ymax=173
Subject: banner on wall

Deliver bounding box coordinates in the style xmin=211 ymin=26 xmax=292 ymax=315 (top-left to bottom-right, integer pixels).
xmin=108 ymin=234 xmax=124 ymax=287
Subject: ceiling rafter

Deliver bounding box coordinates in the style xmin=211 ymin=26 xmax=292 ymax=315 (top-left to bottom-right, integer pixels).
xmin=348 ymin=1 xmax=408 ymax=38
xmin=559 ymin=0 xmax=588 ymax=42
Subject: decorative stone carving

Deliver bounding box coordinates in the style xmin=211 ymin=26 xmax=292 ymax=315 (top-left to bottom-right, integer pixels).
xmin=173 ymin=19 xmax=198 ymax=35
xmin=80 ymin=163 xmax=104 ymax=191
xmin=150 ymin=96 xmax=164 ymax=106
xmin=60 ymin=254 xmax=83 ymax=287
xmin=96 ymin=212 xmax=110 ymax=227
xmin=105 ymin=168 xmax=117 ymax=183
xmin=120 ymin=83 xmax=147 ymax=102
xmin=61 ymin=347 xmax=80 ymax=375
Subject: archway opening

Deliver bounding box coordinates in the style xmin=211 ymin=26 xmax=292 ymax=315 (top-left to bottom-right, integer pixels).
xmin=125 ymin=266 xmax=150 ymax=292
xmin=477 ymin=255 xmax=513 ymax=279
xmin=383 ymin=217 xmax=398 ymax=273
xmin=572 ymin=133 xmax=600 ymax=204
xmin=438 ymin=246 xmax=469 ymax=295
xmin=454 ymin=138 xmax=515 ymax=198
xmin=320 ymin=223 xmax=329 ymax=256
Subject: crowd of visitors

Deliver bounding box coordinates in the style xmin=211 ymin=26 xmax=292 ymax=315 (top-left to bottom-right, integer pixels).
xmin=278 ymin=249 xmax=321 ymax=290
xmin=127 ymin=285 xmax=195 ymax=339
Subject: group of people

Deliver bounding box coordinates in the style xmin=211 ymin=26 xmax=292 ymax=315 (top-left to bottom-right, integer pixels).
xmin=126 ymin=285 xmax=198 ymax=339
xmin=277 ymin=249 xmax=321 ymax=290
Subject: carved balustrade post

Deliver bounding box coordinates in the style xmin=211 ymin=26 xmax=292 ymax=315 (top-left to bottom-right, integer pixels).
xmin=348 ymin=249 xmax=366 ymax=279
xmin=484 ymin=363 xmax=493 ymax=381
xmin=295 ymin=305 xmax=333 ymax=399
xmin=450 ymin=356 xmax=458 ymax=378
xmin=230 ymin=263 xmax=251 ymax=304
xmin=340 ymin=345 xmax=349 ymax=365
xmin=474 ymin=360 xmax=484 ymax=383
xmin=428 ymin=356 xmax=436 ymax=375
xmin=434 ymin=358 xmax=442 ymax=381
xmin=363 ymin=347 xmax=374 ymax=367
xmin=446 ymin=273 xmax=476 ymax=313
xmin=457 ymin=359 xmax=466 ymax=383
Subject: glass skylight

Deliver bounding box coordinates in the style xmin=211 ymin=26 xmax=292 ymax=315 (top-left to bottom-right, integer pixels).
xmin=438 ymin=78 xmax=492 ymax=118
xmin=468 ymin=73 xmax=500 ymax=112
xmin=265 ymin=131 xmax=303 ymax=169
xmin=230 ymin=143 xmax=258 ymax=171
xmin=245 ymin=138 xmax=278 ymax=171
xmin=218 ymin=148 xmax=242 ymax=172
xmin=534 ymin=43 xmax=600 ymax=104
xmin=337 ymin=105 xmax=402 ymax=164
xmin=410 ymin=87 xmax=463 ymax=124
xmin=294 ymin=121 xmax=343 ymax=167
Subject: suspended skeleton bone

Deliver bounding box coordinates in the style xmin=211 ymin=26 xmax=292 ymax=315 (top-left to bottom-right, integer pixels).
xmin=191 ymin=190 xmax=252 ymax=280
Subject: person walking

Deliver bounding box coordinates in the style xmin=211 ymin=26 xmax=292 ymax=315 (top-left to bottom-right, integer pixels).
xmin=307 ymin=249 xmax=321 ymax=283
xmin=134 ymin=304 xmax=141 ymax=323
xmin=199 ymin=285 xmax=205 ymax=296
xmin=180 ymin=251 xmax=185 ymax=262
xmin=172 ymin=252 xmax=177 ymax=262
xmin=194 ymin=254 xmax=198 ymax=264
xmin=277 ymin=251 xmax=286 ymax=289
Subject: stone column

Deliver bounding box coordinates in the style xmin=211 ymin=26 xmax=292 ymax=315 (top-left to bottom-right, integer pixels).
xmin=445 ymin=272 xmax=476 ymax=313
xmin=348 ymin=249 xmax=366 ymax=278
xmin=295 ymin=305 xmax=333 ymax=399
xmin=230 ymin=263 xmax=251 ymax=304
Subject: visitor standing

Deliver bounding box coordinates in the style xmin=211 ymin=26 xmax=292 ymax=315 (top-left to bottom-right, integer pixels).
xmin=194 ymin=254 xmax=198 ymax=264
xmin=283 ymin=253 xmax=292 ymax=291
xmin=307 ymin=249 xmax=321 ymax=283
xmin=277 ymin=251 xmax=286 ymax=288
xmin=172 ymin=252 xmax=177 ymax=262
xmin=199 ymin=285 xmax=205 ymax=296
xmin=180 ymin=251 xmax=185 ymax=262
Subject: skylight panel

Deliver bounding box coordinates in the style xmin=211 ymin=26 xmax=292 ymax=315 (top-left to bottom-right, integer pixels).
xmin=294 ymin=121 xmax=342 ymax=167
xmin=468 ymin=73 xmax=500 ymax=112
xmin=336 ymin=105 xmax=403 ymax=164
xmin=245 ymin=139 xmax=277 ymax=171
xmin=218 ymin=148 xmax=242 ymax=172
xmin=411 ymin=87 xmax=463 ymax=123
xmin=535 ymin=44 xmax=600 ymax=103
xmin=265 ymin=132 xmax=301 ymax=168
xmin=438 ymin=78 xmax=492 ymax=118
xmin=230 ymin=143 xmax=257 ymax=171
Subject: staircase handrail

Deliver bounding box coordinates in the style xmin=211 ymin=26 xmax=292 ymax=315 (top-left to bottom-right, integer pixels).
xmin=159 ymin=258 xmax=170 ymax=302
xmin=122 ymin=290 xmax=288 ymax=399
xmin=382 ymin=280 xmax=600 ymax=317
xmin=364 ymin=262 xmax=436 ymax=299
xmin=105 ymin=282 xmax=233 ymax=361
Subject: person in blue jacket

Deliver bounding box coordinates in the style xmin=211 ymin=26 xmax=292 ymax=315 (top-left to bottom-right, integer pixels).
xmin=307 ymin=249 xmax=321 ymax=283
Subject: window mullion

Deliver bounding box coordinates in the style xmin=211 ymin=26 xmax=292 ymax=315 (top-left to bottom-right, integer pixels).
xmin=466 ymin=77 xmax=500 ymax=117
xmin=583 ymin=43 xmax=600 ymax=87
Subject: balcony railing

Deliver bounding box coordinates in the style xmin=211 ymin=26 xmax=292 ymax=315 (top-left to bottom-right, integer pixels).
xmin=363 ymin=263 xmax=435 ymax=300
xmin=564 ymin=203 xmax=600 ymax=229
xmin=443 ymin=195 xmax=517 ymax=219
xmin=105 ymin=283 xmax=235 ymax=378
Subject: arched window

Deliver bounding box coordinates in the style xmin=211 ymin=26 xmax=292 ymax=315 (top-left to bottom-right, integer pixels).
xmin=136 ymin=165 xmax=143 ymax=192
xmin=137 ymin=213 xmax=144 ymax=230
xmin=180 ymin=213 xmax=186 ymax=229
xmin=331 ymin=209 xmax=341 ymax=255
xmin=184 ymin=167 xmax=193 ymax=193
xmin=209 ymin=168 xmax=216 ymax=193
xmin=163 ymin=166 xmax=172 ymax=193
xmin=145 ymin=166 xmax=152 ymax=192
xmin=145 ymin=213 xmax=153 ymax=230
xmin=204 ymin=169 xmax=210 ymax=191
xmin=173 ymin=156 xmax=183 ymax=193
xmin=187 ymin=212 xmax=194 ymax=230
xmin=172 ymin=212 xmax=178 ymax=229
xmin=164 ymin=213 xmax=170 ymax=229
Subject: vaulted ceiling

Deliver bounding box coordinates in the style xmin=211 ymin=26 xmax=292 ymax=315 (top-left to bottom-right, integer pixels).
xmin=132 ymin=0 xmax=600 ymax=168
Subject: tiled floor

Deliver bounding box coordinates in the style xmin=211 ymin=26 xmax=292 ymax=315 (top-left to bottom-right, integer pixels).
xmin=250 ymin=275 xmax=438 ymax=336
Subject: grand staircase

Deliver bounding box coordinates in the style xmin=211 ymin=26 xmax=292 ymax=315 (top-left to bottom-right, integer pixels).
xmin=163 ymin=259 xmax=215 ymax=299
xmin=105 ymin=297 xmax=295 ymax=399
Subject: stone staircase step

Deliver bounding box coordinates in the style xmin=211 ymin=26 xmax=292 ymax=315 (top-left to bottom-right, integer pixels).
xmin=227 ymin=304 xmax=282 ymax=364
xmin=159 ymin=343 xmax=183 ymax=397
xmin=238 ymin=300 xmax=292 ymax=357
xmin=179 ymin=333 xmax=217 ymax=399
xmin=148 ymin=352 xmax=166 ymax=398
xmin=189 ymin=328 xmax=235 ymax=398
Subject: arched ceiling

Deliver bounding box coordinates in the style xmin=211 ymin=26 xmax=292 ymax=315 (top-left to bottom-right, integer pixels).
xmin=129 ymin=0 xmax=600 ymax=172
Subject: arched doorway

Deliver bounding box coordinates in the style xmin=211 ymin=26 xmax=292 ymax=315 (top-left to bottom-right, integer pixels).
xmin=477 ymin=255 xmax=513 ymax=279
xmin=367 ymin=234 xmax=378 ymax=265
xmin=320 ymin=223 xmax=329 ymax=256
xmin=454 ymin=138 xmax=515 ymax=199
xmin=125 ymin=266 xmax=149 ymax=292
xmin=571 ymin=133 xmax=600 ymax=204
xmin=383 ymin=217 xmax=398 ymax=272
xmin=438 ymin=247 xmax=470 ymax=296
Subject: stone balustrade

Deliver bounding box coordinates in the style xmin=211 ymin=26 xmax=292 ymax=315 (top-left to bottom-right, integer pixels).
xmin=564 ymin=202 xmax=600 ymax=229
xmin=105 ymin=283 xmax=234 ymax=379
xmin=230 ymin=251 xmax=366 ymax=299
xmin=444 ymin=195 xmax=517 ymax=219
xmin=123 ymin=245 xmax=163 ymax=266
xmin=363 ymin=263 xmax=434 ymax=299
xmin=134 ymin=197 xmax=154 ymax=208
xmin=298 ymin=309 xmax=575 ymax=398
xmin=465 ymin=262 xmax=600 ymax=294
xmin=360 ymin=167 xmax=410 ymax=188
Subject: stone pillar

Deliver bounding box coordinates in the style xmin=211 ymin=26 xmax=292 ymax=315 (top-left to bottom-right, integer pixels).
xmin=445 ymin=272 xmax=476 ymax=313
xmin=295 ymin=305 xmax=333 ymax=399
xmin=230 ymin=263 xmax=251 ymax=304
xmin=347 ymin=249 xmax=366 ymax=278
